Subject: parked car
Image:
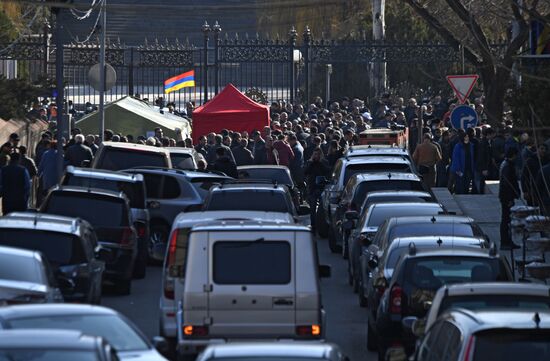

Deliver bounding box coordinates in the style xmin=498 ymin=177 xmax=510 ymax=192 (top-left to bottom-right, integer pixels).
xmin=346 ymin=202 xmax=445 ymax=293
xmin=0 ymin=246 xmax=64 ymax=305
xmin=0 ymin=213 xmax=104 ymax=303
xmin=424 ymin=282 xmax=550 ymax=330
xmin=176 ymin=221 xmax=330 ymax=357
xmin=413 ymin=309 xmax=550 ymax=361
xmin=343 ymin=145 xmax=414 ymax=166
xmin=237 ymin=165 xmax=301 ymax=207
xmin=123 ymin=168 xmax=231 ymax=260
xmin=40 ymin=186 xmax=136 ymax=295
xmin=374 ymin=245 xmax=513 ymax=359
xmin=331 ymin=172 xmax=427 ymax=254
xmin=196 ymin=343 xmax=347 ymax=361
xmin=0 ymin=304 xmax=169 ymax=361
xmin=160 ymin=211 xmax=295 ymax=344
xmin=360 ymin=190 xmax=437 ymax=214
xmin=169 ymin=147 xmax=206 ymax=170
xmin=61 ymin=166 xmax=149 ymax=277
xmin=92 ymin=141 xmax=172 ymax=170
xmin=318 ymin=155 xmax=415 ymax=238
xmin=0 ymin=329 xmax=118 ymax=361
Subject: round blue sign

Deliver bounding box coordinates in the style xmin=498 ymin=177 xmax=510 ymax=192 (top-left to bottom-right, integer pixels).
xmin=450 ymin=105 xmax=478 ymax=129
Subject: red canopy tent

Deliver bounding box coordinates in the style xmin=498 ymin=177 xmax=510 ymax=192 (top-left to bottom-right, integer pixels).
xmin=191 ymin=84 xmax=270 ymax=142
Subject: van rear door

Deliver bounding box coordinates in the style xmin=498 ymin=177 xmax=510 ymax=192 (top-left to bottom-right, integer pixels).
xmin=207 ymin=231 xmax=296 ymax=338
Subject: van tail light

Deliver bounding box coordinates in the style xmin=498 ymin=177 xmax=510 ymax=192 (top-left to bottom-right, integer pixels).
xmin=167 ymin=229 xmax=179 ymax=268
xmin=389 ymin=284 xmax=403 ymax=314
xmin=163 ymin=229 xmax=179 ymax=300
xmin=463 ymin=335 xmax=475 ymax=361
xmin=120 ymin=227 xmax=134 ymax=245
xmin=296 ymin=325 xmax=321 ymax=337
xmin=183 ymin=325 xmax=209 ymax=337
xmin=135 ymin=222 xmax=146 ymax=238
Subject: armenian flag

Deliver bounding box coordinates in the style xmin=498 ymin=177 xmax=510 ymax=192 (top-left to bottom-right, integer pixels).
xmin=164 ymin=70 xmax=195 ymax=94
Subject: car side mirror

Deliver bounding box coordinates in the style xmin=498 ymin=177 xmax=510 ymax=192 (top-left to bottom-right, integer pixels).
xmin=95 ymin=246 xmax=112 ymax=261
xmin=368 ymin=256 xmax=378 ymax=270
xmin=319 ymin=265 xmax=332 ymax=278
xmin=56 ymin=275 xmax=75 ymax=291
xmin=80 ymin=160 xmax=91 ymax=168
xmin=315 ymin=176 xmax=328 ymax=185
xmin=297 ymin=205 xmax=310 ymax=216
xmin=403 ymin=316 xmax=426 ymax=338
xmin=345 ymin=210 xmax=359 ymax=220
xmin=151 ymin=336 xmax=169 ymax=355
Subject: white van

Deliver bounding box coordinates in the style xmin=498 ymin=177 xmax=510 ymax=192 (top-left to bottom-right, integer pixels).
xmin=176 ymin=221 xmax=330 ymax=356
xmin=160 ymin=211 xmax=296 ymax=342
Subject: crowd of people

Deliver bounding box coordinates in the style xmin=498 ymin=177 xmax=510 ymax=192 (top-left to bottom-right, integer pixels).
xmin=1 ymin=94 xmax=550 ymax=230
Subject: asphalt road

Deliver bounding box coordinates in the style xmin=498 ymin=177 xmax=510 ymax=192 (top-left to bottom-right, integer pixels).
xmin=103 ymin=236 xmax=377 ymax=361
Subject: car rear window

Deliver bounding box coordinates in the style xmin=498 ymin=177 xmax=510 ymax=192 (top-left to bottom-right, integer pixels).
xmin=389 ymin=223 xmax=475 ymax=240
xmin=97 ymin=147 xmax=168 ymax=170
xmin=238 ymin=168 xmax=293 ymax=186
xmin=44 ymin=193 xmax=128 ymax=227
xmin=363 ymin=195 xmax=432 ymax=210
xmin=0 ymin=253 xmax=41 ymax=283
xmin=367 ymin=204 xmax=442 ymax=227
xmin=190 ymin=178 xmax=227 ymax=198
xmin=171 ymin=153 xmax=196 ymax=170
xmin=439 ymin=295 xmax=550 ymax=316
xmin=352 ymin=180 xmax=424 ymax=206
xmin=343 ymin=163 xmax=411 ymax=184
xmin=63 ymin=175 xmax=145 ymax=209
xmin=206 ymin=191 xmax=291 ymax=213
xmin=0 ymin=351 xmax=99 ymax=361
xmin=0 ymin=230 xmax=85 ymax=266
xmin=213 ymin=241 xmax=291 ymax=284
xmin=473 ymin=330 xmax=550 ymax=361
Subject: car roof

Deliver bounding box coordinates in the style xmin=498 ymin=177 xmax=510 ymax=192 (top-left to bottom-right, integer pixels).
xmin=101 ymin=141 xmax=170 ymax=155
xmin=0 ymin=304 xmax=117 ymax=320
xmin=438 ymin=282 xmax=550 ymax=297
xmin=0 ymin=329 xmax=100 ymax=349
xmin=343 ymin=156 xmax=411 ymax=165
xmin=237 ymin=165 xmax=290 ymax=171
xmin=370 ymin=202 xmax=443 ymax=210
xmin=191 ymin=220 xmax=310 ymax=232
xmin=390 ymin=236 xmax=485 ymax=249
xmin=200 ymin=342 xmax=340 ymax=360
xmin=125 ymin=167 xmax=230 ymax=179
xmin=0 ymin=245 xmax=41 ymax=259
xmin=444 ymin=309 xmax=550 ymax=331
xmin=211 ymin=182 xmax=288 ymax=191
xmin=174 ymin=211 xmax=295 ymax=227
xmin=0 ymin=212 xmax=86 ymax=235
xmin=65 ymin=166 xmax=143 ymax=183
xmin=168 ymin=147 xmax=196 ymax=154
xmin=345 ymin=145 xmax=409 ymax=156
xmin=365 ymin=190 xmax=432 ymax=198
xmin=350 ymin=172 xmax=421 ymax=182
xmin=50 ymin=185 xmax=126 ymax=200
xmin=388 ymin=215 xmax=475 ymax=224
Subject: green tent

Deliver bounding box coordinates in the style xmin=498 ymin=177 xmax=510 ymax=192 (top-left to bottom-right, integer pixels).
xmin=76 ymin=96 xmax=191 ymax=139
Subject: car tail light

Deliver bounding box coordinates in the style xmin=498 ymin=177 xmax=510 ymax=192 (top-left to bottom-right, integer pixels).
xmin=389 ymin=284 xmax=403 ymax=314
xmin=463 ymin=335 xmax=475 ymax=361
xmin=183 ymin=325 xmax=209 ymax=337
xmin=135 ymin=222 xmax=146 ymax=238
xmin=163 ymin=229 xmax=179 ymax=300
xmin=296 ymin=325 xmax=321 ymax=337
xmin=121 ymin=227 xmax=134 ymax=245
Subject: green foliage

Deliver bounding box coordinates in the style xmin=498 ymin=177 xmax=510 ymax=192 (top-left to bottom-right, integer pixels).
xmin=0 ymin=76 xmax=54 ymax=120
xmin=507 ymin=65 xmax=550 ymax=128
xmin=0 ymin=9 xmax=18 ymax=43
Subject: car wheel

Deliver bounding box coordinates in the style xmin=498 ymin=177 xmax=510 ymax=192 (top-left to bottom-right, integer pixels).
xmin=367 ymin=322 xmax=378 ymax=351
xmin=116 ymin=279 xmax=132 ymax=296
xmin=316 ymin=205 xmax=329 ymax=238
xmin=328 ymin=228 xmax=342 ymax=253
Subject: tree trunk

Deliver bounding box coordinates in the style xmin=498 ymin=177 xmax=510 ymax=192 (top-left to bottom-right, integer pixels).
xmin=480 ymin=66 xmax=509 ymax=126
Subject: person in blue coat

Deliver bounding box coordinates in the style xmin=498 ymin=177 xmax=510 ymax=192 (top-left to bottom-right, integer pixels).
xmin=450 ymin=132 xmax=476 ymax=194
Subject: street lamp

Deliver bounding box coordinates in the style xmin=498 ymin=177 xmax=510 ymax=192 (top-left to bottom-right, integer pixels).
xmin=202 ymin=21 xmax=211 ymax=104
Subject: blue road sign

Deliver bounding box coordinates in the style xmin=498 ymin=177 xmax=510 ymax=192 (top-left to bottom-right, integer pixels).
xmin=450 ymin=105 xmax=478 ymax=129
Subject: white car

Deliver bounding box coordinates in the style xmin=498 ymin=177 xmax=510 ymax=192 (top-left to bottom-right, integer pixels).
xmin=196 ymin=343 xmax=347 ymax=361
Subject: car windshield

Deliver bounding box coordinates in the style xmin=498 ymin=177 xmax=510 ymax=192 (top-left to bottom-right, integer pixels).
xmin=211 ymin=358 xmax=331 ymax=361
xmin=0 ymin=230 xmax=85 ymax=266
xmin=344 ymin=164 xmax=411 ymax=185
xmin=352 ymin=180 xmax=424 ymax=207
xmin=0 ymin=253 xmax=41 ymax=283
xmin=473 ymin=330 xmax=550 ymax=361
xmin=63 ymin=175 xmax=145 ymax=209
xmin=171 ymin=153 xmax=196 ymax=170
xmin=0 ymin=350 xmax=99 ymax=361
xmin=238 ymin=168 xmax=293 ymax=186
xmin=386 ymin=242 xmax=483 ymax=269
xmin=207 ymin=191 xmax=291 ymax=213
xmin=440 ymin=295 xmax=550 ymax=316
xmin=367 ymin=204 xmax=442 ymax=227
xmin=8 ymin=314 xmax=149 ymax=352
xmin=363 ymin=195 xmax=432 ymax=211
xmin=190 ymin=178 xmax=227 ymax=198
xmin=389 ymin=223 xmax=475 ymax=240
xmin=44 ymin=193 xmax=127 ymax=227
xmin=98 ymin=148 xmax=167 ymax=170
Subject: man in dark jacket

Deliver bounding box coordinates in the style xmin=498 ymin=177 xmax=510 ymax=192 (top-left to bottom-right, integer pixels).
xmin=475 ymin=128 xmax=492 ymax=194
xmin=65 ymin=134 xmax=93 ymax=167
xmin=207 ymin=135 xmax=235 ymax=166
xmin=232 ymin=139 xmax=254 ymax=166
xmin=210 ymin=147 xmax=238 ymax=178
xmin=251 ymin=131 xmax=267 ymax=165
xmin=0 ymin=154 xmax=31 ymax=215
xmin=499 ymin=147 xmax=521 ymax=250
xmin=304 ymin=148 xmax=331 ymax=232
xmin=194 ymin=135 xmax=209 ymax=158
xmin=521 ymin=143 xmax=548 ymax=206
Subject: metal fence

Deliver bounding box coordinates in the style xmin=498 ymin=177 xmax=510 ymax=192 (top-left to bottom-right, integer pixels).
xmin=1 ymin=23 xmax=472 ymax=110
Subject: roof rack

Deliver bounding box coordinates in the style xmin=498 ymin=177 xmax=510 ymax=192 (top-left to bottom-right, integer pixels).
xmin=219 ymin=179 xmax=280 ymax=188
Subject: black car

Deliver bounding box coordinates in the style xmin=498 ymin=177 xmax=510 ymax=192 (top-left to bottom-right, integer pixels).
xmin=62 ymin=166 xmax=149 ymax=278
xmin=237 ymin=165 xmax=302 ymax=207
xmin=41 ymin=186 xmax=137 ymax=295
xmin=373 ymin=245 xmax=513 ymax=360
xmin=0 ymin=213 xmax=104 ymax=304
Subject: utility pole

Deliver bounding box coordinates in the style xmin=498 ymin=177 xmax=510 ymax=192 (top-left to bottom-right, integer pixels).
xmin=54 ymin=5 xmax=64 ymax=184
xmin=99 ymin=0 xmax=107 ymax=141
xmin=371 ymin=0 xmax=386 ymax=97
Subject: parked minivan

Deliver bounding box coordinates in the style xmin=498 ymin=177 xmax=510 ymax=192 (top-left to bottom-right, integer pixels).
xmin=92 ymin=142 xmax=172 ymax=171
xmin=176 ymin=221 xmax=330 ymax=356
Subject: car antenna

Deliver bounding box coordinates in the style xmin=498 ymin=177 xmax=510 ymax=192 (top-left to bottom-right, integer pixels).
xmin=408 ymin=242 xmax=416 ymax=256
xmin=437 ymin=238 xmax=443 ymax=247
xmin=387 ymin=173 xmax=392 ymax=179
xmin=431 ymin=216 xmax=436 ymax=223
xmin=534 ymin=312 xmax=541 ymax=328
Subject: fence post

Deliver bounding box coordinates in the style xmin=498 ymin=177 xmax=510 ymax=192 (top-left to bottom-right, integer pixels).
xmin=289 ymin=27 xmax=297 ymax=104
xmin=303 ymin=26 xmax=311 ymax=105
xmin=213 ymin=21 xmax=221 ymax=95
xmin=128 ymin=47 xmax=134 ymax=96
xmin=202 ymin=21 xmax=211 ymax=104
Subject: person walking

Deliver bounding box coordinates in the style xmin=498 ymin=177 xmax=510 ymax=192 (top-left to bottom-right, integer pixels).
xmin=251 ymin=130 xmax=267 ymax=165
xmin=273 ymin=135 xmax=295 ymax=167
xmin=64 ymin=134 xmax=93 ymax=167
xmin=412 ymin=133 xmax=442 ymax=189
xmin=232 ymin=138 xmax=254 ymax=166
xmin=0 ymin=154 xmax=31 ymax=215
xmin=304 ymin=148 xmax=331 ymax=233
xmin=450 ymin=133 xmax=476 ymax=194
xmin=437 ymin=130 xmax=452 ymax=187
xmin=475 ymin=128 xmax=492 ymax=194
xmin=38 ymin=141 xmax=61 ymax=203
xmin=499 ymin=147 xmax=521 ymax=250
xmin=288 ymin=134 xmax=305 ymax=187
